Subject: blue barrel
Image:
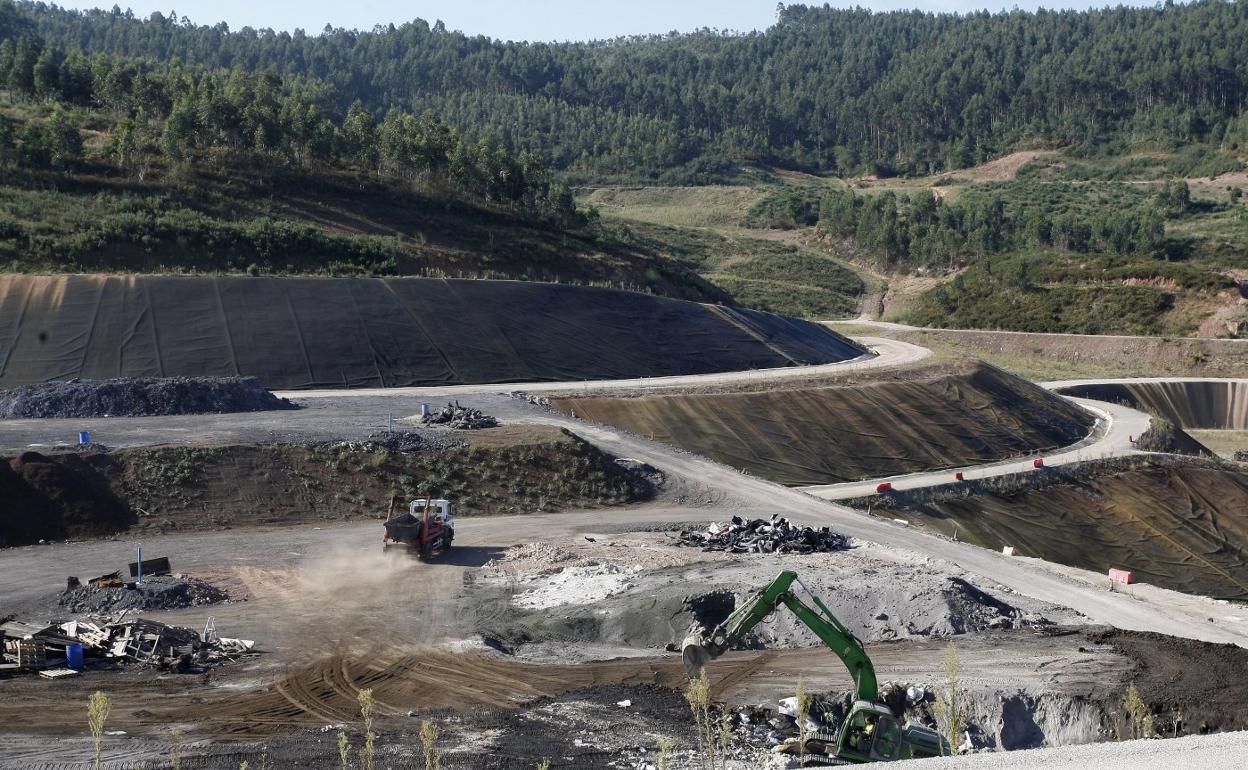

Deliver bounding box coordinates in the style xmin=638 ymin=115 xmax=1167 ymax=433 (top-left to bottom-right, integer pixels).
xmin=66 ymin=643 xmax=84 ymax=670
xmin=420 ymin=403 xmax=431 ymax=416
xmin=78 ymin=431 xmax=91 ymax=445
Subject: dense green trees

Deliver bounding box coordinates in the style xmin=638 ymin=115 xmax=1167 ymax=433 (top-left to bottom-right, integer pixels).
xmin=5 ymin=0 xmax=1248 ymax=180
xmin=815 ymin=183 xmax=1168 ymax=271
xmin=0 ymin=15 xmax=581 ymax=223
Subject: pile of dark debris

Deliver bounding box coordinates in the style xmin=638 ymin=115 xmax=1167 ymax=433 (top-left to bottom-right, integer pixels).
xmin=421 ymin=401 xmax=498 ymax=430
xmin=677 ymin=516 xmax=851 ymax=554
xmin=0 ymin=376 xmax=297 ymax=419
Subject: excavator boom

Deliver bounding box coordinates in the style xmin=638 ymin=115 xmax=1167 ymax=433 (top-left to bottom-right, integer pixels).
xmin=681 ymin=570 xmax=951 ymax=762
xmin=682 ymin=570 xmax=877 ymax=701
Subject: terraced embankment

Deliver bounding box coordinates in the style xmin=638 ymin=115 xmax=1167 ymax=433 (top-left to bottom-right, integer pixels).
xmin=868 ymin=457 xmax=1248 ymax=600
xmin=0 ymin=275 xmax=864 ymax=389
xmin=0 ymin=426 xmax=652 ymax=547
xmin=1054 ymin=380 xmax=1248 ymax=430
xmin=555 ymin=361 xmax=1092 ymax=486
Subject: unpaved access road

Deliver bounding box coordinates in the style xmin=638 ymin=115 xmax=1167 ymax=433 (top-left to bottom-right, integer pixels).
xmin=5 ymin=334 xmax=1244 ymax=651
xmin=798 ymin=397 xmax=1149 ymax=500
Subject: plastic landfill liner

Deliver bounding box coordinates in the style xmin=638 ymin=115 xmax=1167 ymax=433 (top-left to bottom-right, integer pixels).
xmin=0 ymin=275 xmax=865 ymax=389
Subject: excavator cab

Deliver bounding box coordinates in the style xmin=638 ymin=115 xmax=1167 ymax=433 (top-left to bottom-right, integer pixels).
xmin=836 ymin=701 xmax=902 ymax=762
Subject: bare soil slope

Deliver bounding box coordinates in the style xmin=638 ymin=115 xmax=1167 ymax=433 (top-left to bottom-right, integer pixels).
xmin=555 ymin=361 xmax=1091 ymax=485
xmin=882 ymin=459 xmax=1248 ymax=600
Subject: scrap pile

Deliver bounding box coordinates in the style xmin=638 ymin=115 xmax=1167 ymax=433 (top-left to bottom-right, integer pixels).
xmin=730 ymin=683 xmax=937 ymax=758
xmin=677 ymin=516 xmax=850 ymax=554
xmin=1 ymin=555 xmax=254 ymax=680
xmin=1 ymin=613 xmax=255 ymax=679
xmin=421 ymin=401 xmax=498 ymax=429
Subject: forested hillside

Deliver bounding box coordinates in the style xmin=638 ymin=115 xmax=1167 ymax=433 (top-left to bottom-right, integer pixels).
xmin=7 ymin=0 xmax=1248 ymax=180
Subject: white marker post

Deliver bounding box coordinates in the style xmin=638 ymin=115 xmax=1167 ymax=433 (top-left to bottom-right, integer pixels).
xmin=136 ymin=544 xmax=143 ymax=585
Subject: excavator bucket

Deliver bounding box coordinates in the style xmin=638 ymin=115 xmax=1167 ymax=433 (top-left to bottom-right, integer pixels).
xmin=682 ymin=634 xmax=714 ymax=678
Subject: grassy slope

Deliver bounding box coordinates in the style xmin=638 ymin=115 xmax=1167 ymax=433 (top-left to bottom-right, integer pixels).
xmin=579 ymin=185 xmax=867 ymax=319
xmin=583 ymin=149 xmax=1248 ymax=335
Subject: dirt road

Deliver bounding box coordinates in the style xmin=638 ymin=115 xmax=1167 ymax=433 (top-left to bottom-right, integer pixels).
xmin=798 ymin=397 xmax=1149 ymax=500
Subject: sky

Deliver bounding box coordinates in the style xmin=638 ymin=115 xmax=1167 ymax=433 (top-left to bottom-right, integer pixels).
xmin=49 ymin=1 xmax=1163 ymax=41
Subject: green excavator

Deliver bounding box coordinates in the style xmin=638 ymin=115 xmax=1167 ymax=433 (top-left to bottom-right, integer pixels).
xmin=682 ymin=570 xmax=950 ymax=762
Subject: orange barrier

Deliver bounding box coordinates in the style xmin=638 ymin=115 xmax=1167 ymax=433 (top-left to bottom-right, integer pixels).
xmin=876 ymin=482 xmax=893 ymax=493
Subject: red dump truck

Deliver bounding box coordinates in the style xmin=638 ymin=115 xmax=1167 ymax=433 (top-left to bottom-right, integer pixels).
xmin=383 ymin=498 xmax=455 ymax=559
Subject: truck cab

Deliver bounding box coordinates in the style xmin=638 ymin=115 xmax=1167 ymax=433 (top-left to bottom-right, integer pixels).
xmin=411 ymin=498 xmax=454 ymax=529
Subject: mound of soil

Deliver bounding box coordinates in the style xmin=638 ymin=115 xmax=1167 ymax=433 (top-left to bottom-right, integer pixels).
xmin=1092 ymin=629 xmax=1248 ymax=735
xmin=3 ymin=426 xmax=653 ymax=546
xmin=58 ymin=575 xmax=229 ymax=613
xmin=0 ymin=451 xmax=132 ymax=547
xmin=0 ymin=376 xmax=297 ymax=419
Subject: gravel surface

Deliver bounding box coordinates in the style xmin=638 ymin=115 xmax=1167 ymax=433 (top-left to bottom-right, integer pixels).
xmin=0 ymin=376 xmax=297 ymax=419
xmin=911 ymin=730 xmax=1248 ymax=768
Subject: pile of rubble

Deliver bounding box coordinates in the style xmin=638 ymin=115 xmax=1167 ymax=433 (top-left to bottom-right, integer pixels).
xmin=677 ymin=516 xmax=851 ymax=554
xmin=0 ymin=376 xmax=298 ymax=418
xmin=421 ymin=401 xmax=498 ymax=430
xmin=1 ymin=553 xmax=253 ymax=680
xmin=1 ymin=613 xmax=255 ymax=679
xmin=59 ymin=574 xmax=228 ymax=613
xmin=730 ymin=682 xmax=943 ymax=759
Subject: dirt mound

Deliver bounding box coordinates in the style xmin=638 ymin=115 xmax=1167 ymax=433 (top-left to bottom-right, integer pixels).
xmin=556 ymin=361 xmax=1092 ymax=485
xmin=481 ymin=544 xmax=1070 ymax=651
xmin=1056 ymin=380 xmax=1248 ymax=429
xmin=0 ymin=451 xmax=132 ymax=547
xmin=0 ymin=275 xmax=865 ymax=389
xmin=1092 ymin=629 xmax=1248 ymax=735
xmin=881 ymin=458 xmax=1248 ymax=600
xmin=58 ymin=575 xmax=229 ymax=613
xmin=2 ymin=426 xmax=652 ymax=545
xmin=0 ymin=376 xmax=297 ymax=418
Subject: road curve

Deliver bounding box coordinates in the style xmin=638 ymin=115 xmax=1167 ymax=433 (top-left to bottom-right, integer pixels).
xmin=799 ymin=396 xmax=1151 ymax=501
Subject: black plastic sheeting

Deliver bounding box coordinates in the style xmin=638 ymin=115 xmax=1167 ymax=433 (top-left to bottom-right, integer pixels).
xmin=1055 ymin=381 xmax=1248 ymax=430
xmin=0 ymin=276 xmax=866 ymax=389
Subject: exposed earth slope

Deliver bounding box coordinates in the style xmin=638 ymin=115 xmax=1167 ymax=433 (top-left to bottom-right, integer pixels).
xmin=872 ymin=457 xmax=1248 ymax=600
xmin=554 ymin=361 xmax=1091 ymax=486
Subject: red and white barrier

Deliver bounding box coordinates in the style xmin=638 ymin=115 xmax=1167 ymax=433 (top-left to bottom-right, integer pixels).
xmin=1109 ymin=568 xmax=1134 ymax=585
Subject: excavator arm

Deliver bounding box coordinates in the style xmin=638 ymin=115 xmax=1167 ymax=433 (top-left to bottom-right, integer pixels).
xmin=682 ymin=570 xmax=878 ymax=702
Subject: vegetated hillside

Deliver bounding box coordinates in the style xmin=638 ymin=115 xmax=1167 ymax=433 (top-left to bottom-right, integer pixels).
xmin=0 ymin=25 xmax=725 ymax=302
xmin=0 ymin=426 xmax=653 ymax=547
xmin=554 ymin=361 xmax=1091 ymax=486
xmin=11 ymin=1 xmax=1248 ymax=181
xmin=745 ymin=167 xmax=1248 ymax=335
xmin=601 ymin=218 xmax=864 ymax=319
xmin=870 ymin=457 xmax=1248 ymax=601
